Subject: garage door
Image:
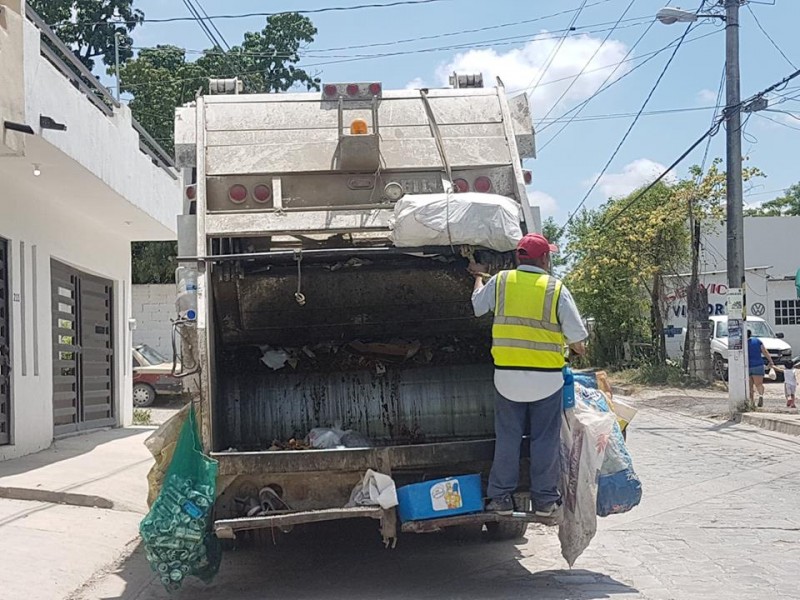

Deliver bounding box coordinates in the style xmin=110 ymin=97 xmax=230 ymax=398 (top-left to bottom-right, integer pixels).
xmin=0 ymin=238 xmax=10 ymax=445
xmin=51 ymin=261 xmax=115 ymax=436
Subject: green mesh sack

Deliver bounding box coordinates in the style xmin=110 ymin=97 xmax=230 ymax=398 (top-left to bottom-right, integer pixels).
xmin=140 ymin=406 xmax=221 ymax=591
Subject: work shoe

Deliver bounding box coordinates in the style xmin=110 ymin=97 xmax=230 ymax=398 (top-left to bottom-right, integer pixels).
xmin=486 ymin=494 xmax=514 ymax=515
xmin=758 ymin=396 xmax=764 ymax=408
xmin=533 ymin=501 xmax=562 ymax=518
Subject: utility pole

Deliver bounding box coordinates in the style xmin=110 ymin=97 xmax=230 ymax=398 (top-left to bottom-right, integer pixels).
xmin=114 ymin=33 xmax=121 ymax=102
xmin=724 ymin=0 xmax=748 ymax=413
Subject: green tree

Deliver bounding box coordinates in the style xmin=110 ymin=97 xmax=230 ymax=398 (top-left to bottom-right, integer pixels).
xmin=542 ymin=217 xmax=568 ymax=276
xmin=745 ymin=182 xmax=800 ymax=216
xmin=28 ymin=0 xmax=143 ymax=70
xmin=131 ymin=241 xmax=177 ymax=284
xmin=118 ymin=13 xmax=321 ymax=152
xmin=566 ymin=182 xmax=689 ymax=367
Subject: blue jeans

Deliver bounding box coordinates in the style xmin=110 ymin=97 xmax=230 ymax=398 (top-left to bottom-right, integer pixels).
xmin=487 ymin=387 xmax=562 ymax=509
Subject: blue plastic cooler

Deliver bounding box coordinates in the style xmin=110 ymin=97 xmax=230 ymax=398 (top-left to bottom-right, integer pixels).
xmin=396 ymin=474 xmax=483 ymax=522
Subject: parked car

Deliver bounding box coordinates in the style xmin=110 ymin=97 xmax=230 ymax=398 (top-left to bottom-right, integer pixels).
xmin=132 ymin=344 xmax=183 ymax=407
xmin=710 ymin=316 xmax=793 ymax=381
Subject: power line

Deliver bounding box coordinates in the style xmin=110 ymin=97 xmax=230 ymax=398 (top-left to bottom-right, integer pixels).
xmin=57 ymin=0 xmax=454 ymax=27
xmin=537 ymin=104 xmax=724 ymax=123
xmin=521 ymin=0 xmax=589 ymax=97
xmin=755 ymin=112 xmax=800 ymax=131
xmin=536 ymin=0 xmax=637 ymax=127
xmin=602 ymin=122 xmax=723 ymax=229
xmin=118 ymin=20 xmax=657 ymax=91
xmin=746 ymin=2 xmax=797 ymax=70
xmin=557 ymin=16 xmax=699 ymax=237
xmin=534 ymin=26 xmax=721 ymax=146
xmin=594 ymin=65 xmax=800 ymax=230
xmin=536 ymin=19 xmax=659 ymax=151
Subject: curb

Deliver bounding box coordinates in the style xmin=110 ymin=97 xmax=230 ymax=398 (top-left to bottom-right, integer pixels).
xmin=738 ymin=413 xmax=800 ymax=437
xmin=0 ymin=486 xmax=114 ymax=509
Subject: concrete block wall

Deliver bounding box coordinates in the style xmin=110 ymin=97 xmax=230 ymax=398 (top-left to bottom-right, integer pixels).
xmin=132 ymin=284 xmax=176 ymax=360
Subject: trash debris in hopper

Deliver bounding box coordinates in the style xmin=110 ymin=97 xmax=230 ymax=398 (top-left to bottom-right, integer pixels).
xmin=259 ymin=346 xmax=290 ymax=370
xmin=348 ymin=340 xmax=421 ymax=362
xmin=306 ymin=427 xmax=373 ymax=449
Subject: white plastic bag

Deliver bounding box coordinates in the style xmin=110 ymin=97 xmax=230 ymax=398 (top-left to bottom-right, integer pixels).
xmin=558 ymin=392 xmax=616 ymax=567
xmin=307 ymin=427 xmax=345 ymax=449
xmin=390 ymin=192 xmax=523 ymax=251
xmin=345 ymin=469 xmax=399 ymax=509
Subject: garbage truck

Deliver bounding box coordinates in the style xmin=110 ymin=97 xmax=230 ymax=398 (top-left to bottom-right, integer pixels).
xmin=171 ymin=74 xmax=543 ymax=544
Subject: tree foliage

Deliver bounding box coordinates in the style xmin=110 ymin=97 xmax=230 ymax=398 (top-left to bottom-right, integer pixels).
xmin=118 ymin=13 xmax=321 ymax=151
xmin=542 ymin=217 xmax=568 ymax=276
xmin=745 ymin=182 xmax=800 ymax=216
xmin=565 ymin=182 xmax=689 ymax=367
xmin=132 ymin=241 xmax=177 ymax=284
xmin=28 ymin=0 xmax=143 ymax=70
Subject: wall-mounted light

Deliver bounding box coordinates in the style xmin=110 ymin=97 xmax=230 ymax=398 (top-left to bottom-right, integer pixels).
xmin=32 ymin=164 xmax=41 ymax=177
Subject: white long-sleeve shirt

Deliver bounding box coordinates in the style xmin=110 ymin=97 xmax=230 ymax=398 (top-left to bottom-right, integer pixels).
xmin=471 ymin=265 xmax=588 ymax=402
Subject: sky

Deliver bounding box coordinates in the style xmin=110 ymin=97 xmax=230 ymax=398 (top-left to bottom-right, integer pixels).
xmin=121 ymin=0 xmax=800 ymax=226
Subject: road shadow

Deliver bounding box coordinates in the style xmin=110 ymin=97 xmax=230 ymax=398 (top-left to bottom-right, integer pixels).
xmin=0 ymin=427 xmax=146 ymax=480
xmin=86 ymin=521 xmax=639 ymax=600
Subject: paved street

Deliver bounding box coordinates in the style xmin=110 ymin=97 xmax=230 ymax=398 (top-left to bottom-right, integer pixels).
xmin=71 ymin=404 xmax=800 ymax=600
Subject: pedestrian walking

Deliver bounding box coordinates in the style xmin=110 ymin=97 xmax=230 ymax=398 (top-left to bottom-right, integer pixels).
xmin=747 ymin=330 xmax=776 ymax=408
xmin=470 ymin=233 xmax=588 ymax=517
xmin=779 ymin=359 xmax=797 ymax=408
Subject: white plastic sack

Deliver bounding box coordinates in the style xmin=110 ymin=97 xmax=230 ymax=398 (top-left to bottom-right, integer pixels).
xmin=307 ymin=427 xmax=345 ymax=449
xmin=345 ymin=469 xmax=399 ymax=509
xmin=558 ymin=392 xmax=616 ymax=567
xmin=390 ymin=192 xmax=523 ymax=252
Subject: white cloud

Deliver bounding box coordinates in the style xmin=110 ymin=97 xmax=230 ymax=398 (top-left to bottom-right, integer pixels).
xmin=433 ymin=32 xmax=631 ymax=120
xmin=697 ymin=88 xmax=719 ymax=104
xmin=593 ymin=159 xmax=676 ymax=199
xmin=405 ymin=77 xmax=425 ymax=90
xmin=528 ymin=189 xmax=558 ymax=218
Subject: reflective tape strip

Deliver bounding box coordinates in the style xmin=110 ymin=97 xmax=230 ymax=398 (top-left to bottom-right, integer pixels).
xmin=492 ymin=338 xmax=563 ymax=353
xmin=496 ymin=271 xmax=509 ymax=316
xmin=541 ymin=276 xmax=558 ymax=324
xmin=493 ymin=316 xmax=561 ymax=332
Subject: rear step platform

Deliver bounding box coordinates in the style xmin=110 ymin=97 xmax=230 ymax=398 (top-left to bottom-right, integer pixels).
xmin=400 ymin=511 xmax=558 ymax=533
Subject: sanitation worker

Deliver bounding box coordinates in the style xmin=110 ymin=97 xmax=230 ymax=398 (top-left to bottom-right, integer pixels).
xmin=469 ymin=233 xmax=588 ymax=517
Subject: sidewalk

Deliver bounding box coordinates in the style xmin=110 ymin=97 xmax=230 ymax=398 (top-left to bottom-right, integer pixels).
xmin=739 ymin=412 xmax=800 ymax=436
xmin=0 ymin=427 xmax=154 ymax=600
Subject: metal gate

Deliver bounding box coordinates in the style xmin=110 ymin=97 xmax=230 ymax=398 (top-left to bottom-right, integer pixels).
xmin=51 ymin=261 xmax=114 ymax=435
xmin=0 ymin=238 xmax=10 ymax=445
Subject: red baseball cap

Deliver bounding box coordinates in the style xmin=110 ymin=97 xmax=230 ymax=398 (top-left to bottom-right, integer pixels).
xmin=516 ymin=233 xmax=558 ymax=259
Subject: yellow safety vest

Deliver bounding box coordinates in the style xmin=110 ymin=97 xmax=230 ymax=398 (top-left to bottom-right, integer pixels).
xmin=491 ymin=270 xmax=565 ymax=371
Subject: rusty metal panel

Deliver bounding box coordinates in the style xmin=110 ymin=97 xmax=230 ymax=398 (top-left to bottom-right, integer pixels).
xmin=216 ymin=363 xmax=495 ymax=450
xmin=215 ymin=260 xmax=487 ymax=346
xmin=204 ymin=209 xmax=392 ymax=237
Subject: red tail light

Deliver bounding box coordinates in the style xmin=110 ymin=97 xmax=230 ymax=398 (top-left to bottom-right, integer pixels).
xmin=453 ymin=178 xmax=469 ymax=193
xmin=523 ymin=170 xmax=532 ymax=185
xmin=253 ymin=184 xmax=272 ymax=203
xmin=346 ymin=84 xmax=360 ymax=96
xmin=368 ymin=82 xmax=382 ymax=96
xmin=228 ymin=184 xmax=247 ymax=204
xmin=323 ymin=84 xmax=338 ymax=97
xmin=474 ymin=176 xmax=492 ymax=193
xmin=185 ymin=185 xmax=196 ymax=200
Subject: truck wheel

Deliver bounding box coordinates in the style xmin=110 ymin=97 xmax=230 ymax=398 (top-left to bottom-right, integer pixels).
xmin=713 ymin=354 xmax=728 ymax=382
xmin=485 ymin=520 xmax=527 ymax=541
xmin=133 ymin=383 xmax=156 ymax=407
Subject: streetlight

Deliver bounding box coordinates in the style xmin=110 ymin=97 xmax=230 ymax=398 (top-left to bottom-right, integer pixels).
xmin=658 ymin=1 xmax=748 ymax=413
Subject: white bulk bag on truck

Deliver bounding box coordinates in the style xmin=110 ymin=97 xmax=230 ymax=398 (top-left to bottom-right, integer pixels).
xmin=390 ymin=192 xmax=523 ymax=252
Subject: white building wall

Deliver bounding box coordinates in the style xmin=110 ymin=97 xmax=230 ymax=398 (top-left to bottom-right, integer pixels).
xmin=132 ymin=284 xmax=177 ymax=360
xmin=768 ymin=279 xmax=800 ymax=359
xmin=1 ymin=191 xmax=133 ymax=461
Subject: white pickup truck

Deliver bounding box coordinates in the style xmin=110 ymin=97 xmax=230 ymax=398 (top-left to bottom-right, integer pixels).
xmin=710 ymin=315 xmax=793 ymax=380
